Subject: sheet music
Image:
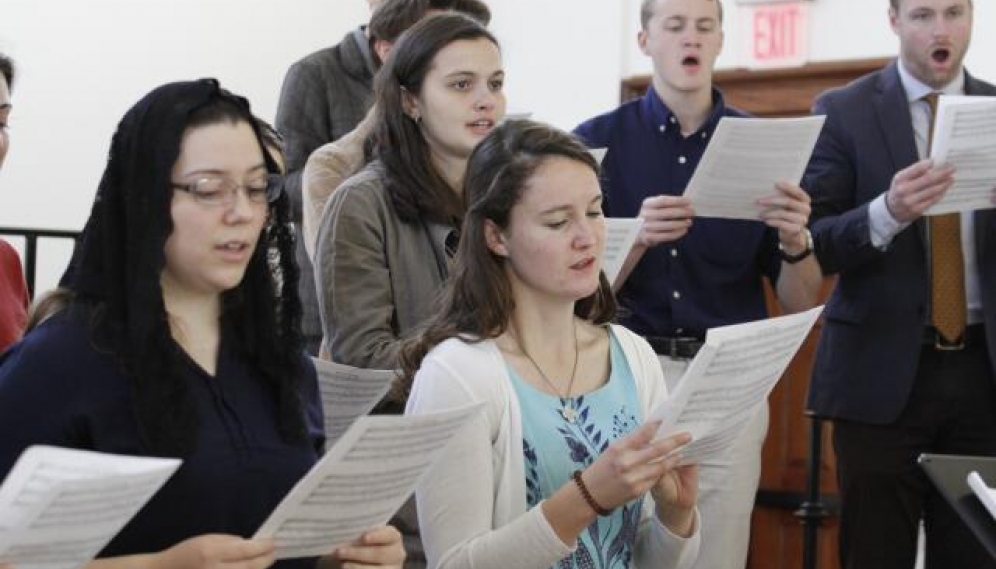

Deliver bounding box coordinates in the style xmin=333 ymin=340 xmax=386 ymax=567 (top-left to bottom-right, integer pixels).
xmin=0 ymin=446 xmax=180 ymax=569
xmin=927 ymin=95 xmax=996 ymax=215
xmin=968 ymin=471 xmax=996 ymax=520
xmin=589 ymin=147 xmax=608 ymax=165
xmin=648 ymin=306 xmax=823 ymax=465
xmin=254 ymin=403 xmax=482 ymax=559
xmin=682 ymin=116 xmax=825 ymax=220
xmin=601 ymin=218 xmax=643 ymax=287
xmin=312 ymin=358 xmax=395 ymax=449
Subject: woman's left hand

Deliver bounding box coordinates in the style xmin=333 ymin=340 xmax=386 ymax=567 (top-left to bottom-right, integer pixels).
xmin=320 ymin=525 xmax=406 ymax=569
xmin=650 ymin=462 xmax=698 ymax=538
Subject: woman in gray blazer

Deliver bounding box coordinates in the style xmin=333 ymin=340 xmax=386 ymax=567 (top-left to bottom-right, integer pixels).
xmin=315 ymin=13 xmax=506 ymax=387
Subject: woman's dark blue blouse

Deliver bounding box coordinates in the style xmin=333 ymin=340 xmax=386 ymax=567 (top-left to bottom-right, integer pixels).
xmin=0 ymin=310 xmax=325 ymax=567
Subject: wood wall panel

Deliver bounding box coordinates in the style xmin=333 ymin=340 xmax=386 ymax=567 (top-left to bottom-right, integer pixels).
xmin=620 ymin=58 xmax=891 ymax=117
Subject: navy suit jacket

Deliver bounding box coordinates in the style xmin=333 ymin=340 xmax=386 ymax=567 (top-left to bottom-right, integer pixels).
xmin=803 ymin=61 xmax=996 ymax=424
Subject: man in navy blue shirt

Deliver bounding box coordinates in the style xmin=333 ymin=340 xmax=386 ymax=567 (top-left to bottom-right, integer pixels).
xmin=574 ymin=1 xmax=822 ymax=568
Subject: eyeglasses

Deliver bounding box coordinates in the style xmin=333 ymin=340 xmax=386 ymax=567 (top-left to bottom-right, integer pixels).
xmin=170 ymin=174 xmax=282 ymax=207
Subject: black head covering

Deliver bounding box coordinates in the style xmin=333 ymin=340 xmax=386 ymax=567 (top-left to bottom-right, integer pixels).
xmin=69 ymin=79 xmax=305 ymax=456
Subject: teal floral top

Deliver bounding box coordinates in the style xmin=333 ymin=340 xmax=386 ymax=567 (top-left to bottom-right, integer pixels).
xmin=508 ymin=332 xmax=644 ymax=569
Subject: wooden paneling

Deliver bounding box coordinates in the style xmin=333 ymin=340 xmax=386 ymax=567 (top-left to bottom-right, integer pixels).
xmin=619 ymin=57 xmax=892 ymax=568
xmin=620 ymin=57 xmax=891 ymax=115
xmin=756 ymin=280 xmax=839 ymax=569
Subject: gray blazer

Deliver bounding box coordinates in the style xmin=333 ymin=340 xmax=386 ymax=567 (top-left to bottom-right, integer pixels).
xmin=314 ymin=160 xmax=452 ymax=371
xmin=276 ymin=27 xmax=378 ymax=353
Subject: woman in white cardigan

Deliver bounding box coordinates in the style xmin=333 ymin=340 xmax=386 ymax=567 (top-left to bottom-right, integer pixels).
xmin=401 ymin=120 xmax=700 ymax=569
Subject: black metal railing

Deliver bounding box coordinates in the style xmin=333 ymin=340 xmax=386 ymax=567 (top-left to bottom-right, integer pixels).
xmin=0 ymin=227 xmax=80 ymax=298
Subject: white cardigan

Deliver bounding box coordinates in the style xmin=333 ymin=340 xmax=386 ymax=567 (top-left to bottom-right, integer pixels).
xmin=405 ymin=324 xmax=700 ymax=569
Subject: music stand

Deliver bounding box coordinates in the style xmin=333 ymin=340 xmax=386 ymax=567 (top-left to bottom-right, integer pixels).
xmin=919 ymin=453 xmax=996 ymax=559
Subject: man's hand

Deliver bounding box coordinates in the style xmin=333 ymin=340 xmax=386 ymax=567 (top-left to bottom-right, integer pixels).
xmin=885 ymin=159 xmax=955 ymax=223
xmin=636 ymin=195 xmax=695 ymax=248
xmin=757 ymin=181 xmax=811 ymax=253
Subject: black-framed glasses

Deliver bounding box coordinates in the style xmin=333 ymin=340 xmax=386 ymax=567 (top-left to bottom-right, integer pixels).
xmin=171 ymin=174 xmax=282 ymax=207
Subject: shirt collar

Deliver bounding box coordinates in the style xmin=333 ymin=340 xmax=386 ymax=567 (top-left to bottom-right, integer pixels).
xmin=353 ymin=26 xmax=379 ymax=77
xmin=642 ymin=85 xmax=727 ymax=137
xmin=897 ymin=59 xmax=965 ymax=102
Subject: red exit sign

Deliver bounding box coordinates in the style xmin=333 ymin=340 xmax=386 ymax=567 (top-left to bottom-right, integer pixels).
xmin=744 ymin=2 xmax=810 ymax=69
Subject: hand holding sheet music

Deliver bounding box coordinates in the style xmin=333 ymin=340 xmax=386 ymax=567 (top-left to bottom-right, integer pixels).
xmin=926 ymin=95 xmax=996 ymax=215
xmin=682 ymin=116 xmax=825 ymax=220
xmin=647 ymin=306 xmax=823 ymax=465
xmin=312 ymin=358 xmax=395 ymax=449
xmin=254 ymin=403 xmax=482 ymax=559
xmin=0 ymin=446 xmax=180 ymax=569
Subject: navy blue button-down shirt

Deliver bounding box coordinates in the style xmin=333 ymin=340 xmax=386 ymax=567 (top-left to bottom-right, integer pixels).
xmin=574 ymin=86 xmax=781 ymax=338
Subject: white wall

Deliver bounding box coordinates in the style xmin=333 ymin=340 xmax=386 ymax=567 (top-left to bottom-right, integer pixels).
xmin=1 ymin=0 xmax=992 ymax=293
xmin=1 ymin=0 xmax=377 ymax=291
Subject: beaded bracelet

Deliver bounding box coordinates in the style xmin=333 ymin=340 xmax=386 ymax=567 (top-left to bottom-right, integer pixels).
xmin=572 ymin=470 xmax=612 ymax=516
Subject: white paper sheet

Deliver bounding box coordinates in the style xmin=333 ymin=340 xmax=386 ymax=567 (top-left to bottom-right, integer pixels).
xmin=926 ymin=95 xmax=996 ymax=215
xmin=254 ymin=403 xmax=482 ymax=559
xmin=0 ymin=446 xmax=180 ymax=569
xmin=601 ymin=218 xmax=643 ymax=288
xmin=589 ymin=147 xmax=608 ymax=165
xmin=648 ymin=306 xmax=823 ymax=465
xmin=968 ymin=471 xmax=996 ymax=520
xmin=312 ymin=358 xmax=395 ymax=449
xmin=682 ymin=116 xmax=825 ymax=220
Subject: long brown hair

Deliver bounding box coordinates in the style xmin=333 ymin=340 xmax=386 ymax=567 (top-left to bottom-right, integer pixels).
xmin=398 ymin=120 xmax=617 ymax=388
xmin=370 ymin=13 xmax=499 ymax=226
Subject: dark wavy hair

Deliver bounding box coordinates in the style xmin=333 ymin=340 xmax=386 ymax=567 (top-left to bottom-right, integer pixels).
xmin=369 ymin=0 xmax=492 ymax=45
xmin=70 ymin=79 xmax=305 ymax=456
xmin=399 ymin=120 xmax=617 ymax=386
xmin=370 ymin=13 xmax=499 ymax=226
xmin=0 ymin=53 xmax=13 ymax=91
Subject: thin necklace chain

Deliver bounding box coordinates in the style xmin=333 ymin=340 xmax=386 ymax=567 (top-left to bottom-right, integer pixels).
xmin=514 ymin=320 xmax=580 ymax=422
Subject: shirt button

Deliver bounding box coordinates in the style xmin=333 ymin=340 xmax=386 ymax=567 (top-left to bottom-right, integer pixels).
xmin=678 ymin=156 xmax=687 ymax=164
xmin=669 ymin=116 xmax=677 ymax=124
xmin=673 ymin=291 xmax=681 ymax=300
xmin=702 ymin=132 xmax=708 ymax=139
xmin=670 ymin=248 xmax=678 ymax=257
xmin=659 ymin=124 xmax=666 ymax=133
xmin=676 ymin=328 xmax=684 ymax=334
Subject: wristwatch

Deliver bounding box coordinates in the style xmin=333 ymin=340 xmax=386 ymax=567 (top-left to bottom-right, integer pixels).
xmin=779 ymin=229 xmax=813 ymax=264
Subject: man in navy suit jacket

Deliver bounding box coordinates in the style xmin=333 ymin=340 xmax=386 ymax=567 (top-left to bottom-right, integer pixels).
xmin=803 ymin=0 xmax=996 ymax=567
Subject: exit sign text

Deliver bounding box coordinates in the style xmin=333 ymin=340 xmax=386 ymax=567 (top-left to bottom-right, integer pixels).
xmin=744 ymin=3 xmax=809 ymax=69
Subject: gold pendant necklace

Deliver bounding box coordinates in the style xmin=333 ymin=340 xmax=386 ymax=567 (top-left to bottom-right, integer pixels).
xmin=514 ymin=321 xmax=580 ymax=423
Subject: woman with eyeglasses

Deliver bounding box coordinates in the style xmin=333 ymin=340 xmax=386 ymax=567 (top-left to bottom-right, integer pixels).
xmin=0 ymin=79 xmax=404 ymax=569
xmin=314 ymin=13 xmax=505 ymax=379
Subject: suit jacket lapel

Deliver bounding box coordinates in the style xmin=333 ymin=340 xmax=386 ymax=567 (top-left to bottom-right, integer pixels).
xmin=873 ymin=62 xmax=919 ymax=175
xmin=873 ymin=62 xmax=926 ymax=246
